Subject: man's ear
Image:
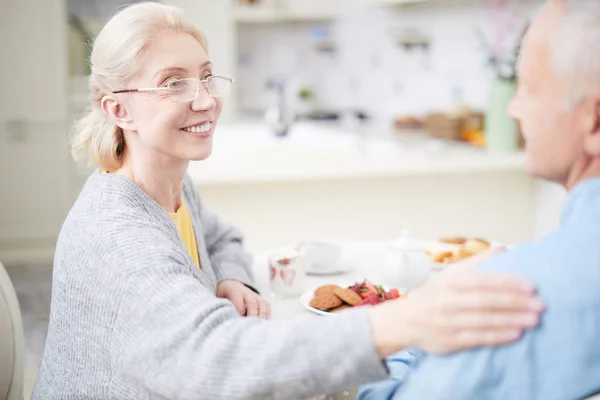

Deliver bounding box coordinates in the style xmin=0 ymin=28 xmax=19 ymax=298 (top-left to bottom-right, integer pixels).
xmin=101 ymin=95 xmax=135 ymax=131
xmin=581 ymin=94 xmax=600 ymax=156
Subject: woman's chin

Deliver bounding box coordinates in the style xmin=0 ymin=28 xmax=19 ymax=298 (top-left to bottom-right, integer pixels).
xmin=187 ymin=147 xmax=213 ymax=161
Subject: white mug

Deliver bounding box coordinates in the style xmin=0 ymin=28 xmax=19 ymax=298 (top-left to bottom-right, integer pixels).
xmin=268 ymin=247 xmax=306 ymax=297
xmin=299 ymin=241 xmax=344 ymax=275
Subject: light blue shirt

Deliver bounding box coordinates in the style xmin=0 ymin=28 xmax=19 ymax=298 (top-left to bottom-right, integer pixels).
xmin=358 ymin=178 xmax=600 ymax=400
xmin=356 ymin=348 xmax=425 ymax=400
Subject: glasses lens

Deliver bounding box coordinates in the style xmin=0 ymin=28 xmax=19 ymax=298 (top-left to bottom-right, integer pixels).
xmin=207 ymin=76 xmax=232 ymax=97
xmin=168 ymin=79 xmax=198 ymax=102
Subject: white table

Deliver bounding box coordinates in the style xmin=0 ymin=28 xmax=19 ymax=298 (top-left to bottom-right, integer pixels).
xmin=251 ymin=240 xmax=437 ymax=319
xmin=251 ymin=239 xmax=438 ymax=400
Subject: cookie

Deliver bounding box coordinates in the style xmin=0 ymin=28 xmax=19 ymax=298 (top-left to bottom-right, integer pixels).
xmin=314 ymin=284 xmax=342 ymax=296
xmin=333 ymin=287 xmax=363 ymax=306
xmin=309 ymin=293 xmax=343 ymax=310
xmin=329 ymin=304 xmax=352 ymax=313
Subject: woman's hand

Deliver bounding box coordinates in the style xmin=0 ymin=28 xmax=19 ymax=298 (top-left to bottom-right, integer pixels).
xmin=217 ymin=280 xmax=271 ymax=319
xmin=370 ymin=248 xmax=545 ymax=358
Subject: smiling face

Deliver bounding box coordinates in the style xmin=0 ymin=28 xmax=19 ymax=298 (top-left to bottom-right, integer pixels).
xmin=110 ymin=30 xmax=222 ymax=165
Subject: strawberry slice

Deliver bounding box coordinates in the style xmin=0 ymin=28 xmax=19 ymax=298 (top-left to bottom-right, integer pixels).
xmin=364 ymin=280 xmax=377 ymax=293
xmin=347 ymin=283 xmax=362 ymax=295
xmin=359 ymin=279 xmax=378 ymax=299
xmin=356 ymin=293 xmax=383 ymax=307
xmin=384 ymin=288 xmax=401 ymax=301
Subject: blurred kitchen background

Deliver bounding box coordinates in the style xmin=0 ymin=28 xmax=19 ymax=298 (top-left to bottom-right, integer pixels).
xmin=1 ymin=0 xmax=568 ymax=396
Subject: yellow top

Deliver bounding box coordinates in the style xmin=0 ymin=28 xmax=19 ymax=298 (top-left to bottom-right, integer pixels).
xmin=101 ymin=170 xmax=200 ymax=268
xmin=169 ymin=200 xmax=201 ymax=269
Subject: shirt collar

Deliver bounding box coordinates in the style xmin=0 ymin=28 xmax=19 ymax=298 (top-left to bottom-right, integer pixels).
xmin=561 ymin=177 xmax=600 ymax=224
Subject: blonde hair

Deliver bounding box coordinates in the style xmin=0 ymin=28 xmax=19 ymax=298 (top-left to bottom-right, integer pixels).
xmin=71 ymin=2 xmax=208 ymax=171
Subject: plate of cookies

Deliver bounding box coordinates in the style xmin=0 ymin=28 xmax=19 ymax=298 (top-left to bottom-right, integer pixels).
xmin=426 ymin=237 xmax=495 ymax=270
xmin=300 ymin=279 xmax=404 ymax=316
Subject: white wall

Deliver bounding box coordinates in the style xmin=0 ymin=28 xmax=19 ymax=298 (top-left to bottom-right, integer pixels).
xmin=532 ymin=180 xmax=568 ymax=240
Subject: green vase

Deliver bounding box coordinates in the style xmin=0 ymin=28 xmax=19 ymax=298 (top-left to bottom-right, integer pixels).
xmin=485 ymin=79 xmax=519 ymax=152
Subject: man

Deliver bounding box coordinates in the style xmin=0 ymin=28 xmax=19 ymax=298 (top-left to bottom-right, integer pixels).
xmin=358 ymin=0 xmax=600 ymax=398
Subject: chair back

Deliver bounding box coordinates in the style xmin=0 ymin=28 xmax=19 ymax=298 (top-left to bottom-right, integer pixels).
xmin=0 ymin=262 xmax=24 ymax=400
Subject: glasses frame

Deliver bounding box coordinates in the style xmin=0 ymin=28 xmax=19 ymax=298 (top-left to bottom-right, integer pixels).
xmin=112 ymin=74 xmax=234 ymax=102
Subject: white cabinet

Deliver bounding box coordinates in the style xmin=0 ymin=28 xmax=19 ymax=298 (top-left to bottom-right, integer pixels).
xmin=0 ymin=122 xmax=71 ymax=242
xmin=0 ymin=0 xmax=67 ymax=121
xmin=0 ymin=0 xmax=71 ymax=262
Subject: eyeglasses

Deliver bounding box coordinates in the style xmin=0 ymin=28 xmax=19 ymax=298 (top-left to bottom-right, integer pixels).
xmin=113 ymin=75 xmax=234 ymax=102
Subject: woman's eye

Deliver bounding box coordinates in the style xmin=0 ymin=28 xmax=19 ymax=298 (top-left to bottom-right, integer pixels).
xmin=169 ymin=80 xmax=185 ymax=88
xmin=163 ymin=77 xmax=181 ymax=86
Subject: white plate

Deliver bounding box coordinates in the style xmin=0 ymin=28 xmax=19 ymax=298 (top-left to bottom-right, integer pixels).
xmin=300 ymin=289 xmax=333 ymax=316
xmin=424 ymin=240 xmax=509 ymax=271
xmin=300 ymin=282 xmax=392 ymax=316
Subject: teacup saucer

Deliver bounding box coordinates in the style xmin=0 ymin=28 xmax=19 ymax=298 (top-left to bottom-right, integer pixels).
xmin=306 ymin=262 xmax=354 ymax=276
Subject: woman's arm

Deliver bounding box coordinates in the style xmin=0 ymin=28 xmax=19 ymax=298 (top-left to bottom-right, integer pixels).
xmin=200 ymin=205 xmax=256 ymax=288
xmin=112 ymin=245 xmax=543 ymax=400
xmin=113 ymin=257 xmax=388 ymax=400
xmin=197 ymin=198 xmax=272 ymax=317
xmin=183 ymin=175 xmax=256 ymax=290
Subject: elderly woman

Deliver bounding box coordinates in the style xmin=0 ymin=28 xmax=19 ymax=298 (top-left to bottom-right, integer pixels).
xmin=32 ymin=3 xmax=544 ymax=399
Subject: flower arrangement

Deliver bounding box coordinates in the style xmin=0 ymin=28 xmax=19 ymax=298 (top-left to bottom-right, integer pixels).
xmin=475 ymin=0 xmax=528 ymax=83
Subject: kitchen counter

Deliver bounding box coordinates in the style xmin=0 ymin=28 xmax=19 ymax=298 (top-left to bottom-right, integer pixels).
xmin=187 ymin=122 xmax=526 ymax=185
xmin=189 ymin=122 xmax=535 ymax=254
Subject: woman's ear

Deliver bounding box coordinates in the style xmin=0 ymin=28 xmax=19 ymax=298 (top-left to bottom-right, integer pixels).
xmin=582 ymin=96 xmax=600 ymax=157
xmin=101 ymin=95 xmax=134 ymax=131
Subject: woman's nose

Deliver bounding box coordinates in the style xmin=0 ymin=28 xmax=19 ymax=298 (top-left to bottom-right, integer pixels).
xmin=190 ymin=87 xmax=216 ymax=112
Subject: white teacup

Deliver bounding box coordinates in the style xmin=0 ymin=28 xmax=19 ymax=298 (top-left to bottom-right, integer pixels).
xmin=299 ymin=241 xmax=344 ymax=274
xmin=268 ymin=247 xmax=306 ymax=298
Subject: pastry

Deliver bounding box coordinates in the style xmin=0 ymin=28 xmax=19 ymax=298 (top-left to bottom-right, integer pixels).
xmin=439 ymin=237 xmax=467 ymax=245
xmin=429 ymin=251 xmax=454 ymax=263
xmin=447 ymin=248 xmax=473 ymax=263
xmin=464 ymin=238 xmax=490 ymax=254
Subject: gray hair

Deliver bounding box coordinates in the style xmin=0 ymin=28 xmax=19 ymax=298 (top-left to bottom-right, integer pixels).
xmin=551 ymin=0 xmax=600 ymax=104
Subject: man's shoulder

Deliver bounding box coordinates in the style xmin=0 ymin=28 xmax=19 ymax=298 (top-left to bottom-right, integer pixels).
xmin=480 ymin=226 xmax=600 ymax=307
xmin=397 ymin=224 xmax=600 ymax=399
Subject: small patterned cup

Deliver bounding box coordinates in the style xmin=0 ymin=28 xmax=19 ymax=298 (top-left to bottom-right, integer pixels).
xmin=268 ymin=247 xmax=306 ymax=298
